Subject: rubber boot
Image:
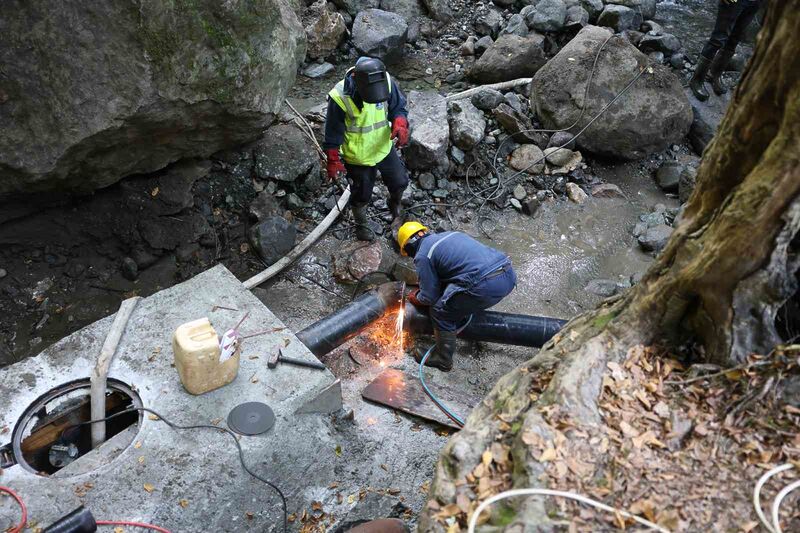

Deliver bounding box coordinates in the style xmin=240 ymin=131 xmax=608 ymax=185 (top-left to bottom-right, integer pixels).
xmin=388 ymin=189 xmax=405 ymax=235
xmin=351 ymin=204 xmax=374 ymax=242
xmin=708 ymin=49 xmax=734 ymax=96
xmin=414 ymin=328 xmax=456 ymax=372
xmin=347 ymin=519 xmax=409 ymax=533
xmin=689 ymin=55 xmax=712 ymax=102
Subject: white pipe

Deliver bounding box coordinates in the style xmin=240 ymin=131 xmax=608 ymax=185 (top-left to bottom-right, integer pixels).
xmin=90 ymin=296 xmax=141 ymax=448
xmin=771 ymin=479 xmax=800 ymax=533
xmin=753 ymin=463 xmax=794 ymax=533
xmin=445 ymin=78 xmax=533 ymax=102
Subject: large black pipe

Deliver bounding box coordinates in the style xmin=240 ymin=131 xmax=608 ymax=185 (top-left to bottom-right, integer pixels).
xmin=403 ymin=303 xmax=567 ymax=348
xmin=296 ymin=282 xmax=403 ymax=357
xmin=296 ymin=282 xmax=568 ymax=357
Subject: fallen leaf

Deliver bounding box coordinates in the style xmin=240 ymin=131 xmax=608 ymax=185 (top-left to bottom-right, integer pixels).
xmin=240 ymin=243 xmax=249 ymax=253
xmin=539 ymin=447 xmax=557 ymax=462
xmin=151 ymin=187 xmax=159 ymax=197
xmin=481 ymin=450 xmax=492 ymax=468
xmin=246 ymin=511 xmax=255 ymax=520
xmin=134 ymin=441 xmax=142 ymax=449
xmin=138 ymin=456 xmax=145 ymax=464
xmin=335 ymin=445 xmax=342 ymax=457
xmin=179 ymin=499 xmax=189 ymax=508
xmin=311 ymin=501 xmax=323 ymax=512
xmin=143 ymin=483 xmax=155 ymax=493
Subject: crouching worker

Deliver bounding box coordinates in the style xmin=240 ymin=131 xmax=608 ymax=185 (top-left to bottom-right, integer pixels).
xmin=398 ymin=221 xmax=517 ymax=372
xmin=324 ymin=56 xmax=410 ymax=241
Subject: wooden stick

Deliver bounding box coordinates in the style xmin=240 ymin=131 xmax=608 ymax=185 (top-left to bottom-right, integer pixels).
xmin=90 ymin=296 xmax=141 ymax=448
xmin=445 ymin=77 xmax=533 ymax=102
xmin=243 ymin=186 xmax=352 ymax=289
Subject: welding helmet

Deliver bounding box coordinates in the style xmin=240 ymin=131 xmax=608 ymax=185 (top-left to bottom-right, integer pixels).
xmin=353 ymin=57 xmax=391 ymax=104
xmin=398 ymin=221 xmax=428 ymax=256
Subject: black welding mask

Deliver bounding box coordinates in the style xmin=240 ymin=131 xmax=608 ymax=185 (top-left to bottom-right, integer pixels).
xmin=353 ymin=57 xmax=390 ymax=104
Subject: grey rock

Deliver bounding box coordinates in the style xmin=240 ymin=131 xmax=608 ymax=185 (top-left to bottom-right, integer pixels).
xmin=544 ymin=147 xmax=577 ymax=166
xmin=302 ymin=62 xmax=336 ymax=78
xmin=504 ymin=92 xmax=525 ymax=114
xmin=493 ymin=0 xmax=515 ymax=6
xmin=547 ymin=131 xmax=575 ymax=149
xmin=501 ymin=14 xmax=529 ymax=37
xmin=418 ymin=172 xmax=436 ymax=190
xmin=648 ymin=51 xmax=665 ymax=64
xmin=670 ymin=52 xmax=686 ymax=69
xmin=679 ymin=165 xmax=697 ymax=203
xmin=493 ymin=103 xmax=548 ymax=146
xmin=513 ymin=184 xmax=527 ymax=200
xmin=469 ymin=33 xmax=547 ymax=83
xmin=565 ymin=5 xmax=590 ymax=30
xmin=639 ymin=33 xmax=681 ymax=55
xmin=432 ymin=189 xmax=449 ymax=199
xmin=461 ymin=36 xmax=476 ymax=56
xmin=597 ymin=4 xmax=640 ymax=32
xmin=406 ymin=91 xmax=450 ymax=175
xmin=333 ymin=241 xmax=393 ymax=283
xmin=253 ymin=124 xmax=319 ymax=182
xmin=528 ymin=0 xmax=567 ymax=32
xmin=580 ymin=0 xmax=604 ymax=20
xmin=330 ymin=0 xmax=380 ymax=17
xmin=591 ymin=183 xmax=626 ymax=198
xmin=585 ymin=278 xmax=617 ymax=297
xmin=622 ymin=29 xmax=645 ymax=46
xmin=0 ymin=268 xmax=6 ymax=279
xmin=687 ymin=89 xmax=730 ymax=154
xmin=421 ymin=0 xmax=453 ymax=21
xmin=352 ymin=9 xmax=408 ymax=63
xmin=249 ymin=192 xmax=283 ymax=222
xmin=639 ymin=0 xmax=657 ymax=19
xmin=655 ymin=161 xmax=682 ymax=192
xmin=522 ymin=197 xmax=541 ymax=216
xmin=510 ymin=198 xmax=523 ymax=210
xmin=305 ymin=1 xmax=347 ymax=60
xmin=121 ymin=257 xmax=138 ymax=282
xmin=532 ymin=26 xmax=692 ymax=160
xmin=606 ymin=0 xmax=640 ymax=7
xmin=378 ymin=0 xmax=424 ymax=21
xmin=641 ymin=20 xmax=664 ymax=34
xmin=0 ymin=0 xmax=305 ymax=201
xmin=475 ymin=8 xmax=503 ymax=37
xmin=474 ymin=35 xmax=494 ymax=55
xmin=638 ymin=224 xmax=673 ymax=252
xmin=249 ymin=216 xmax=297 ymax=266
xmin=566 ymin=182 xmax=588 ymax=203
xmin=509 ymin=144 xmax=545 ymax=174
xmin=450 ymin=146 xmax=466 ymax=165
xmin=471 ymin=88 xmax=505 ymax=110
xmin=448 ymin=100 xmax=487 ymax=150
xmin=285 ymin=192 xmax=308 ymax=210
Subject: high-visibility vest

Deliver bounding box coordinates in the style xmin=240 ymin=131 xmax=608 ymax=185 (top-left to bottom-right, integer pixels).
xmin=328 ymin=71 xmax=393 ymax=167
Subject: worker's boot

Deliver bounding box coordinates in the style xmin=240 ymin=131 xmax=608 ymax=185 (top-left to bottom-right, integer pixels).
xmin=708 ymin=49 xmax=734 ymax=96
xmin=351 ymin=203 xmax=374 ymax=242
xmin=388 ymin=189 xmax=405 ymax=235
xmin=689 ymin=55 xmax=712 ymax=102
xmin=414 ymin=328 xmax=456 ymax=372
xmin=347 ymin=519 xmax=409 ymax=533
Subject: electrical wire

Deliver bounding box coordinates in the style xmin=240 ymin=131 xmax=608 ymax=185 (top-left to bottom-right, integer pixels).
xmin=0 ymin=485 xmax=27 ymax=533
xmin=466 ymin=488 xmax=670 ymax=533
xmin=419 ymin=345 xmax=465 ymax=427
xmin=753 ymin=463 xmax=797 ymax=533
xmin=62 ymin=406 xmax=288 ymax=533
xmin=96 ymin=520 xmax=173 ymax=533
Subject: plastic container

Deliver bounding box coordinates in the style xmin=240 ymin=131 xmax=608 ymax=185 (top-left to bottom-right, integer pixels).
xmin=173 ymin=318 xmax=240 ymax=395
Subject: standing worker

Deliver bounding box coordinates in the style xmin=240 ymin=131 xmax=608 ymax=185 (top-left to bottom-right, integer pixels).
xmin=689 ymin=0 xmax=762 ymax=101
xmin=398 ymin=222 xmax=517 ymax=372
xmin=324 ymin=57 xmax=410 ymax=241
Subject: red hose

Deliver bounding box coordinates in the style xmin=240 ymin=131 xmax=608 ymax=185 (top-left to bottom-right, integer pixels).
xmin=97 ymin=520 xmax=173 ymax=533
xmin=0 ymin=485 xmax=27 ymax=533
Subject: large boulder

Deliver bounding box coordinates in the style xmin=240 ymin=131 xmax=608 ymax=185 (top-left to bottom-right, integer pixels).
xmin=531 ymin=26 xmax=692 ymax=160
xmin=469 ymin=33 xmax=547 ymax=83
xmin=527 ymin=0 xmax=567 ymax=33
xmin=406 ymin=91 xmax=449 ymax=175
xmin=305 ymin=1 xmax=347 ymax=60
xmin=0 ymin=0 xmax=305 ymax=202
xmin=448 ymin=100 xmax=487 ymax=151
xmin=352 ymin=9 xmax=408 ymax=63
xmin=252 ymin=124 xmax=319 ymax=182
xmin=597 ymin=4 xmax=641 ymax=32
xmin=421 ymin=0 xmax=453 ymax=22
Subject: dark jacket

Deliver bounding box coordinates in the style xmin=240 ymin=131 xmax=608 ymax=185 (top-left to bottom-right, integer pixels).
xmin=323 ymin=72 xmax=408 ymax=151
xmin=413 ymin=232 xmax=511 ymax=305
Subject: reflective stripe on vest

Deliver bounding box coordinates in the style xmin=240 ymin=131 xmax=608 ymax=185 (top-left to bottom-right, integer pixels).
xmin=328 ymin=74 xmax=393 ymax=167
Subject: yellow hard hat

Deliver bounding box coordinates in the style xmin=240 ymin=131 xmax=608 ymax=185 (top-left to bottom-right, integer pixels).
xmin=397 ymin=221 xmax=428 ymax=256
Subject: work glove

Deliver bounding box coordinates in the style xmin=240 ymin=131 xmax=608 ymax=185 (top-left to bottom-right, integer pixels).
xmin=326 ymin=149 xmax=346 ymax=181
xmin=407 ymin=288 xmax=426 ymax=307
xmin=391 ymin=116 xmax=410 ymax=148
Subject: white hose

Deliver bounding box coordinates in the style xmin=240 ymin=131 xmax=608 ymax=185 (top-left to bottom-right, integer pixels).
xmin=466 ymin=488 xmax=671 ymax=533
xmin=754 ymin=463 xmax=796 ymax=533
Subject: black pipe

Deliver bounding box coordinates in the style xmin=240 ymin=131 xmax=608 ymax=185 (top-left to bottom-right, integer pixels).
xmin=296 ymin=282 xmax=403 ymax=357
xmin=44 ymin=506 xmax=97 ymax=532
xmin=403 ymin=303 xmax=567 ymax=348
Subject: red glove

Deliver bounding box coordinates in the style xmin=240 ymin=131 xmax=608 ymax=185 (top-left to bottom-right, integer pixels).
xmin=391 ymin=116 xmax=409 ymax=148
xmin=326 ymin=149 xmax=345 ymax=181
xmin=407 ymin=288 xmax=426 ymax=307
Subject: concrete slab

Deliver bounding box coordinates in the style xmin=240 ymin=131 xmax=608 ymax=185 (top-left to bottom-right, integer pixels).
xmin=0 ymin=265 xmax=343 ymax=532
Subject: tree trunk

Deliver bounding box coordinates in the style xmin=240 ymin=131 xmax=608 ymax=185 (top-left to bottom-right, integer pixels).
xmin=420 ymin=2 xmax=800 ymax=531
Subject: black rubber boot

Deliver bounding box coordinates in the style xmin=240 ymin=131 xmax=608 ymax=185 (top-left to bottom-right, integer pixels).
xmin=388 ymin=190 xmax=405 ymax=235
xmin=351 ymin=204 xmax=374 ymax=242
xmin=708 ymin=49 xmax=734 ymax=96
xmin=414 ymin=329 xmax=456 ymax=372
xmin=689 ymin=55 xmax=712 ymax=102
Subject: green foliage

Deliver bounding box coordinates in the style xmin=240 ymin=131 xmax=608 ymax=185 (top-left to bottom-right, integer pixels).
xmin=493 ymin=504 xmax=517 ymax=526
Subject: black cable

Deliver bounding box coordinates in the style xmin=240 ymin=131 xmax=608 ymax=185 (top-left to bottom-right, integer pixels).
xmin=62 ymin=407 xmax=288 ymax=533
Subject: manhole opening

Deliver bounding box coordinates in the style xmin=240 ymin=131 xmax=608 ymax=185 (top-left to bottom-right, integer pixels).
xmin=12 ymin=378 xmax=142 ymax=476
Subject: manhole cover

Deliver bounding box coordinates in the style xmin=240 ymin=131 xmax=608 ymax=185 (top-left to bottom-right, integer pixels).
xmin=227 ymin=402 xmax=275 ymax=436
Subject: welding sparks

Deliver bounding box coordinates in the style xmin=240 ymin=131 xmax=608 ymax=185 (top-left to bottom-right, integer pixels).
xmin=394 ymin=305 xmax=405 ymax=355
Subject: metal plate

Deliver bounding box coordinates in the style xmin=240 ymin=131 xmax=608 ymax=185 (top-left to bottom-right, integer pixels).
xmin=227 ymin=402 xmax=275 ymax=436
xmin=361 ymin=369 xmax=476 ymax=430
